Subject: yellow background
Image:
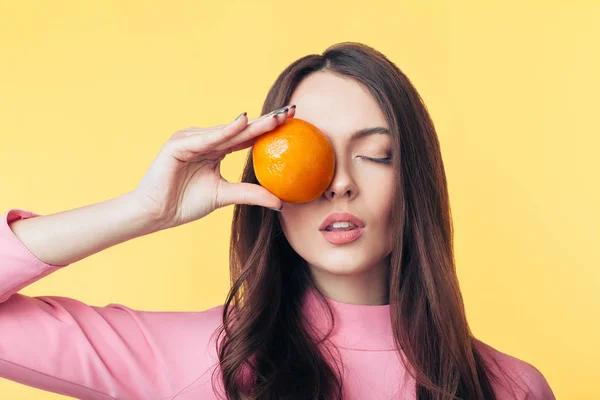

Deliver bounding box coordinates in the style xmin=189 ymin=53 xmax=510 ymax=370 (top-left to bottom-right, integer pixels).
xmin=1 ymin=1 xmax=598 ymax=398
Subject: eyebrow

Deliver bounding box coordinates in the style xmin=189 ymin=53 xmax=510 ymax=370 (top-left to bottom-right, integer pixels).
xmin=350 ymin=126 xmax=391 ymax=141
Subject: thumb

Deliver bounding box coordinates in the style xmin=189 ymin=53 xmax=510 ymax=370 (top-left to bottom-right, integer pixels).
xmin=217 ymin=181 xmax=283 ymax=211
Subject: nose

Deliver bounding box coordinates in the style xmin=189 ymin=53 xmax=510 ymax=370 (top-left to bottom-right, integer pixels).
xmin=323 ymin=162 xmax=358 ymax=201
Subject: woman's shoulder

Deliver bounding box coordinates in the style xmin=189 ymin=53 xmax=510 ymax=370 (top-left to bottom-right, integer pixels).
xmin=473 ymin=338 xmax=556 ymax=400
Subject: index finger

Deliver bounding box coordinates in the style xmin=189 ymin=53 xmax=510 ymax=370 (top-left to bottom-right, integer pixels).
xmin=247 ymin=104 xmax=297 ymax=124
xmin=221 ymin=106 xmax=296 ymax=153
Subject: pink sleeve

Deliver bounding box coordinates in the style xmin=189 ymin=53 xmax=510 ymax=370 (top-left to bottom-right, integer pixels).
xmin=0 ymin=209 xmax=223 ymax=399
xmin=0 ymin=209 xmax=67 ymax=304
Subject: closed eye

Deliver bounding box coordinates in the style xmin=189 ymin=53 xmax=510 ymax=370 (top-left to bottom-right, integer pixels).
xmin=361 ymin=156 xmax=392 ymax=164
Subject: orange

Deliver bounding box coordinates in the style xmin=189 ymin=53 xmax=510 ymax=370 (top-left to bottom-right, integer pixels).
xmin=252 ymin=117 xmax=335 ymax=203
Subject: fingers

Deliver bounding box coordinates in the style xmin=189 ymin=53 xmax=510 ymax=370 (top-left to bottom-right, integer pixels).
xmin=169 ymin=115 xmax=270 ymax=158
xmin=226 ymin=136 xmax=257 ymax=153
xmin=174 ymin=104 xmax=296 ymax=140
xmin=224 ymin=105 xmax=295 ymax=152
xmin=246 ymin=104 xmax=297 ymax=124
xmin=218 ymin=105 xmax=296 ymax=152
xmin=216 ymin=181 xmax=283 ymax=210
xmin=170 ymin=105 xmax=296 ymax=157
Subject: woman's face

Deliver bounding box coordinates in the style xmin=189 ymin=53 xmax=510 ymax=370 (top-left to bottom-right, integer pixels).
xmin=279 ymin=71 xmax=395 ymax=304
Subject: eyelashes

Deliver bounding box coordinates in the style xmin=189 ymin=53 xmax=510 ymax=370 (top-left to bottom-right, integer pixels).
xmin=359 ymin=156 xmax=392 ymax=164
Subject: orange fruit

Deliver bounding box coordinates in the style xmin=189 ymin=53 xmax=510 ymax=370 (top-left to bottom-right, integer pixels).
xmin=252 ymin=117 xmax=335 ymax=203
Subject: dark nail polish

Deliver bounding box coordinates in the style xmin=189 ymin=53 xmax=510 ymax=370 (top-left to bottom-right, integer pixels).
xmin=274 ymin=107 xmax=289 ymax=116
xmin=235 ymin=112 xmax=247 ymax=121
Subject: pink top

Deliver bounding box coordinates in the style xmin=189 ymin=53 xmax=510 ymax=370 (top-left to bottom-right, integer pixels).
xmin=0 ymin=208 xmax=556 ymax=399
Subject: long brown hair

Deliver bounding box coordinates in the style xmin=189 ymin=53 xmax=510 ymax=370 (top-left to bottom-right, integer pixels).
xmin=212 ymin=42 xmax=503 ymax=399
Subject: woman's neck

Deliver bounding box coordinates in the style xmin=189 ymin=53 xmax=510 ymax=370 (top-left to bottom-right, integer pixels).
xmin=308 ymin=259 xmax=390 ymax=305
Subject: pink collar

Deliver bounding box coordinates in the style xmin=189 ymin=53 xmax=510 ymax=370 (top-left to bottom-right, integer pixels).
xmin=300 ymin=286 xmax=396 ymax=351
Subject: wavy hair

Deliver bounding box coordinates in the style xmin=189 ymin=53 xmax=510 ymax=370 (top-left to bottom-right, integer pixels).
xmin=212 ymin=42 xmax=504 ymax=399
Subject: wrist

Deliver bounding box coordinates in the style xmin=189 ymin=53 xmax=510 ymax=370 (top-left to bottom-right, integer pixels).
xmin=117 ymin=191 xmax=167 ymax=237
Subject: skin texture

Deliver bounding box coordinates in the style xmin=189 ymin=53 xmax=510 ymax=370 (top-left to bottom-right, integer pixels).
xmin=279 ymin=71 xmax=395 ymax=306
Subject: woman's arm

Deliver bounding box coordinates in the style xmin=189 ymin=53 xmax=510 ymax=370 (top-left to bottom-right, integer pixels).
xmin=6 ymin=107 xmax=293 ymax=269
xmin=0 ymin=208 xmax=222 ymax=399
xmin=7 ymin=192 xmax=161 ymax=267
xmin=0 ymin=110 xmax=293 ymax=398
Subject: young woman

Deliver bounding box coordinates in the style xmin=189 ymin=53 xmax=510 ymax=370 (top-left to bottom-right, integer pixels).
xmin=0 ymin=42 xmax=555 ymax=399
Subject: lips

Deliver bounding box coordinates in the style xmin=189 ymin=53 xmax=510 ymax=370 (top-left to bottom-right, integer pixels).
xmin=319 ymin=212 xmax=366 ymax=231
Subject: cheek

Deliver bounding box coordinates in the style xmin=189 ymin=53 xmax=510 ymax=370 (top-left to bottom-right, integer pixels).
xmin=378 ymin=180 xmax=396 ymax=251
xmin=279 ymin=205 xmax=315 ymax=239
xmin=358 ymin=172 xmax=395 ymax=235
xmin=358 ymin=170 xmax=395 ymax=206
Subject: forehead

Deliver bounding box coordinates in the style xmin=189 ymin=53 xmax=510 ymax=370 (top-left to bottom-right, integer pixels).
xmin=288 ymin=71 xmax=389 ymax=143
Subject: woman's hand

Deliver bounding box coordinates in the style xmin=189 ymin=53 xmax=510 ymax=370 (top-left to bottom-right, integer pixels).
xmin=131 ymin=105 xmax=295 ymax=231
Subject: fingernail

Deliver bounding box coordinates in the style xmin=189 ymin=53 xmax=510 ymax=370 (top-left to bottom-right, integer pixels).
xmin=234 ymin=112 xmax=247 ymax=121
xmin=274 ymin=107 xmax=290 ymax=116
xmin=268 ymin=105 xmax=289 ymax=115
xmin=268 ymin=205 xmax=283 ymax=212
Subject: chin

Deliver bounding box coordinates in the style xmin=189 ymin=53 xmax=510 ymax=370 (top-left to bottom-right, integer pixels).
xmin=308 ymin=249 xmax=374 ymax=276
xmin=311 ymin=263 xmax=368 ymax=276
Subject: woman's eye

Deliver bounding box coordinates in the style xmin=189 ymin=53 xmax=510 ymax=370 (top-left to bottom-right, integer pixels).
xmin=359 ymin=156 xmax=392 ymax=164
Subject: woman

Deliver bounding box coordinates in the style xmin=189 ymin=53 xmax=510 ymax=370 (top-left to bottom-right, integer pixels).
xmin=0 ymin=42 xmax=554 ymax=399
